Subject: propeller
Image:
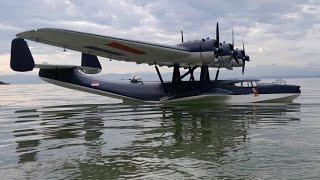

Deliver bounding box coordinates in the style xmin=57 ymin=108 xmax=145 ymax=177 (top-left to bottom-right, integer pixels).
xmin=212 ymin=23 xmax=250 ymax=74
xmin=214 ymin=22 xmax=243 ymax=66
xmin=214 ymin=22 xmax=235 ymax=59
xmin=241 ymin=39 xmax=250 ymax=74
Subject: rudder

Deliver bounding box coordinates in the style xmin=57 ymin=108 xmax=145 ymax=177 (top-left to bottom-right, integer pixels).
xmin=81 ymin=53 xmax=102 ymax=74
xmin=10 ymin=38 xmax=35 ymax=72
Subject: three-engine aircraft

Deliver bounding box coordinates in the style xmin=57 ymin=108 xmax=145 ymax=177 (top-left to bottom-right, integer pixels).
xmin=10 ymin=23 xmax=300 ymax=104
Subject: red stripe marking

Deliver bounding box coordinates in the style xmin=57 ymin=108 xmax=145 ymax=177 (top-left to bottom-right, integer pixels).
xmin=107 ymin=42 xmax=146 ymax=55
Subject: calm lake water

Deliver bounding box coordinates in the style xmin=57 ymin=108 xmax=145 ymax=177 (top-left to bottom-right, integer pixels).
xmin=0 ymin=78 xmax=320 ymax=179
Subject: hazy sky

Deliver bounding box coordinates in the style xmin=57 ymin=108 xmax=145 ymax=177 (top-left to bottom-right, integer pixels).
xmin=0 ymin=0 xmax=319 ymax=75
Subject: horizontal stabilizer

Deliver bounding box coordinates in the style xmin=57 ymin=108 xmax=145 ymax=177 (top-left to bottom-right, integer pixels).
xmin=34 ymin=64 xmax=101 ymax=74
xmin=10 ymin=38 xmax=35 ymax=72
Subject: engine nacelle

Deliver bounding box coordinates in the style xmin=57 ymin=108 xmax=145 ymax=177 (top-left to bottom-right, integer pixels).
xmin=199 ymin=51 xmax=215 ymax=65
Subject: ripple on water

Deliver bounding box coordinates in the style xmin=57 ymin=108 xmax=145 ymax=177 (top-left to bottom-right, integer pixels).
xmin=1 ymin=81 xmax=320 ymax=179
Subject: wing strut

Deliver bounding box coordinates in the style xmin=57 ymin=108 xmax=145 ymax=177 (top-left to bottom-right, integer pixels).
xmin=172 ymin=64 xmax=181 ymax=84
xmin=215 ymin=68 xmax=220 ymax=81
xmin=189 ymin=66 xmax=196 ymax=81
xmin=155 ymin=65 xmax=167 ymax=94
xmin=200 ymin=65 xmax=210 ymax=83
xmin=179 ymin=66 xmax=198 ymax=81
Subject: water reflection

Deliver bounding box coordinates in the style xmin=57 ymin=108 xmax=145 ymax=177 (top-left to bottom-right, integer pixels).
xmin=13 ymin=109 xmax=41 ymax=164
xmin=11 ymin=103 xmax=301 ymax=179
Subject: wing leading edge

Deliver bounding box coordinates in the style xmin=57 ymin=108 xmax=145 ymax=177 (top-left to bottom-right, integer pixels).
xmin=17 ymin=28 xmax=201 ymax=68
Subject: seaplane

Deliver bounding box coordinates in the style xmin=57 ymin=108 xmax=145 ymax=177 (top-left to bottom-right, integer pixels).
xmin=10 ymin=23 xmax=300 ymax=104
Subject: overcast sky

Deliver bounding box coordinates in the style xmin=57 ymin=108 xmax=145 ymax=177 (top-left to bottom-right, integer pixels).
xmin=0 ymin=0 xmax=319 ymax=76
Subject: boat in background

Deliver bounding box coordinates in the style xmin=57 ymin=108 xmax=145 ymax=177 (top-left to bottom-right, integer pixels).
xmin=0 ymin=81 xmax=9 ymax=85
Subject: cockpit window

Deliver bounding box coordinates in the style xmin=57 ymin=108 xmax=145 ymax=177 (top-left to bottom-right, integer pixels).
xmin=252 ymin=81 xmax=257 ymax=87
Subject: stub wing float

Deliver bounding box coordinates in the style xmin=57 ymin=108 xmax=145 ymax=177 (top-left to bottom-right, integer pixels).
xmin=10 ymin=23 xmax=300 ymax=104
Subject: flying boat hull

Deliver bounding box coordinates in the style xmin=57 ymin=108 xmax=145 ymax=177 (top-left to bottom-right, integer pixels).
xmin=38 ymin=68 xmax=300 ymax=104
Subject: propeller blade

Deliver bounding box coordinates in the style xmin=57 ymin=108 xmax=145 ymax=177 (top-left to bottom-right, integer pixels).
xmin=241 ymin=38 xmax=248 ymax=60
xmin=232 ymin=28 xmax=235 ymax=50
xmin=215 ymin=22 xmax=220 ymax=48
xmin=181 ymin=30 xmax=184 ymax=43
xmin=242 ymin=38 xmax=245 ymax=54
xmin=242 ymin=60 xmax=245 ymax=75
xmin=213 ymin=22 xmax=220 ymax=58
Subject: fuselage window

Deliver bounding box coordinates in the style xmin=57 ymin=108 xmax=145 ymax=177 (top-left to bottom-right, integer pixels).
xmin=235 ymin=82 xmax=242 ymax=87
xmin=241 ymin=81 xmax=250 ymax=87
xmin=235 ymin=81 xmax=259 ymax=88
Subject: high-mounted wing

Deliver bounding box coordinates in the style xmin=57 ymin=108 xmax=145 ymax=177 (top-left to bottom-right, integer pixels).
xmin=17 ymin=28 xmax=199 ymax=67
